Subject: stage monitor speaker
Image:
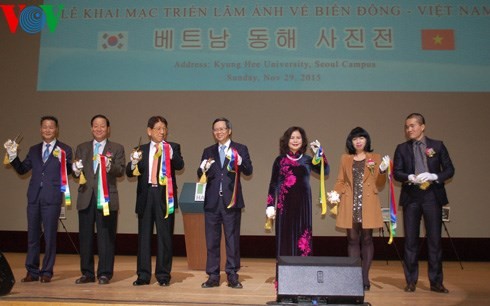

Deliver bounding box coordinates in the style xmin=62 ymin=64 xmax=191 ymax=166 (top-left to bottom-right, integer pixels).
xmin=277 ymin=256 xmax=364 ymax=304
xmin=0 ymin=251 xmax=15 ymax=296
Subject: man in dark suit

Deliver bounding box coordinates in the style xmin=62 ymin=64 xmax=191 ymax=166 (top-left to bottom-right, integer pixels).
xmin=126 ymin=116 xmax=184 ymax=286
xmin=197 ymin=117 xmax=253 ymax=289
xmin=72 ymin=115 xmax=125 ymax=285
xmin=394 ymin=113 xmax=455 ymax=294
xmin=4 ymin=116 xmax=72 ymax=283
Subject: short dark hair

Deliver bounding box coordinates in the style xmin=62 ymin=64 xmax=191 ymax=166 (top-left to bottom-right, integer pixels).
xmin=147 ymin=116 xmax=168 ymax=129
xmin=346 ymin=127 xmax=373 ymax=154
xmin=406 ymin=113 xmax=425 ymax=125
xmin=91 ymin=114 xmax=110 ymax=127
xmin=212 ymin=117 xmax=232 ymax=130
xmin=40 ymin=116 xmax=58 ymax=127
xmin=279 ymin=126 xmax=308 ymax=155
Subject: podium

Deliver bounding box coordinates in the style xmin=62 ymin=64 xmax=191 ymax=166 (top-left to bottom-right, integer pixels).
xmin=179 ymin=182 xmax=226 ymax=270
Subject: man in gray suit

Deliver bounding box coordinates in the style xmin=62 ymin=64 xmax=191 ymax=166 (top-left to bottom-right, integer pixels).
xmin=72 ymin=114 xmax=125 ymax=285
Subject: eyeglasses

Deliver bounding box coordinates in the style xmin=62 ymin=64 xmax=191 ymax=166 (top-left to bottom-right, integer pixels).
xmin=152 ymin=127 xmax=167 ymax=132
xmin=213 ymin=128 xmax=228 ymax=133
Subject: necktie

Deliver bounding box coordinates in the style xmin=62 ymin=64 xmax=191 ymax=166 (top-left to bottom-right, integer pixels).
xmin=219 ymin=145 xmax=226 ymax=167
xmin=93 ymin=142 xmax=101 ymax=172
xmin=42 ymin=143 xmax=51 ymax=163
xmin=414 ymin=141 xmax=427 ymax=175
xmin=151 ymin=144 xmax=159 ymax=185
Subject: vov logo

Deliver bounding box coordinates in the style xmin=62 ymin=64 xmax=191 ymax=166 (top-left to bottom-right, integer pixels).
xmin=0 ymin=4 xmax=63 ymax=34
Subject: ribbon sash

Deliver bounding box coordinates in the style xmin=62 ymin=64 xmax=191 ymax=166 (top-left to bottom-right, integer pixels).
xmin=387 ymin=160 xmax=397 ymax=244
xmin=226 ymin=148 xmax=239 ymax=208
xmin=264 ymin=217 xmax=273 ymax=230
xmin=56 ymin=147 xmax=71 ymax=206
xmin=97 ymin=155 xmax=110 ymax=216
xmin=199 ymin=171 xmax=207 ymax=184
xmin=158 ymin=142 xmax=174 ymax=218
xmin=311 ymin=147 xmax=327 ymax=215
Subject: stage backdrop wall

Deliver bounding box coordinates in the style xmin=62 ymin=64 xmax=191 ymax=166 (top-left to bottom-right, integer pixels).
xmin=0 ymin=8 xmax=489 ymax=239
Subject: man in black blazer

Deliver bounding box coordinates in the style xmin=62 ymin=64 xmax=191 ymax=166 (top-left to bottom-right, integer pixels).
xmin=197 ymin=117 xmax=253 ymax=289
xmin=72 ymin=115 xmax=125 ymax=285
xmin=126 ymin=116 xmax=184 ymax=286
xmin=5 ymin=116 xmax=72 ymax=283
xmin=394 ymin=113 xmax=455 ymax=294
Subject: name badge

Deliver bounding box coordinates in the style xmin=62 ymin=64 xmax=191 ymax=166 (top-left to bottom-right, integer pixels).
xmin=195 ymin=183 xmax=206 ymax=202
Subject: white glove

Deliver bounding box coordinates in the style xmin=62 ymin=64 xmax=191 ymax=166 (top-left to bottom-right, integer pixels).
xmin=379 ymin=155 xmax=390 ymax=172
xmin=310 ymin=140 xmax=321 ymax=154
xmin=3 ymin=139 xmax=18 ymax=152
xmin=200 ymin=159 xmax=215 ymax=172
xmin=105 ymin=156 xmax=111 ymax=172
xmin=72 ymin=160 xmax=83 ymax=175
xmin=72 ymin=159 xmax=83 ymax=170
xmin=408 ymin=174 xmax=417 ymax=183
xmin=416 ymin=172 xmax=438 ymax=183
xmin=266 ymin=206 xmax=276 ymax=219
xmin=327 ymin=190 xmax=340 ymax=204
xmin=4 ymin=139 xmax=18 ymax=160
xmin=130 ymin=150 xmax=142 ymax=166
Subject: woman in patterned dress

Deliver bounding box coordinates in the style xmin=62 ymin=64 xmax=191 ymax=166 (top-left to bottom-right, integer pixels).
xmin=266 ymin=126 xmax=329 ymax=277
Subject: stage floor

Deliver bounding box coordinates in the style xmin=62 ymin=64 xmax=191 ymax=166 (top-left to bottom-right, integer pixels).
xmin=0 ymin=253 xmax=489 ymax=305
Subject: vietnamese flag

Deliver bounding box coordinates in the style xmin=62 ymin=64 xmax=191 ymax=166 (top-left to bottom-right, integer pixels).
xmin=421 ymin=29 xmax=455 ymax=50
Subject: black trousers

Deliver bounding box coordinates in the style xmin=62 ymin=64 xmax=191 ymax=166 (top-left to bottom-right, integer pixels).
xmin=402 ymin=190 xmax=443 ymax=286
xmin=137 ymin=186 xmax=174 ymax=282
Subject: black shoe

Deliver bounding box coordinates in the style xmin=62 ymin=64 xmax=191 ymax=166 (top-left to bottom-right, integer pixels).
xmin=133 ymin=278 xmax=150 ymax=286
xmin=404 ymin=283 xmax=416 ymax=292
xmin=98 ymin=276 xmax=110 ymax=285
xmin=75 ymin=275 xmax=95 ymax=284
xmin=40 ymin=275 xmax=52 ymax=283
xmin=201 ymin=278 xmax=220 ymax=288
xmin=430 ymin=284 xmax=449 ymax=293
xmin=158 ymin=279 xmax=170 ymax=286
xmin=227 ymin=278 xmax=243 ymax=289
xmin=21 ymin=273 xmax=39 ymax=282
xmin=363 ymin=284 xmax=371 ymax=291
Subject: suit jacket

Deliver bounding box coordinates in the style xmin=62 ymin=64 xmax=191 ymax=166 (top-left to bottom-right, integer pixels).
xmin=73 ymin=140 xmax=125 ymax=211
xmin=333 ymin=153 xmax=385 ymax=229
xmin=10 ymin=141 xmax=73 ymax=205
xmin=394 ymin=137 xmax=455 ymax=206
xmin=126 ymin=141 xmax=184 ymax=216
xmin=197 ymin=141 xmax=253 ymax=211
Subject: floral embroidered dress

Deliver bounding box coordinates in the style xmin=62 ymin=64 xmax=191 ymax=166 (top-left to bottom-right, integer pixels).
xmin=267 ymin=152 xmax=329 ymax=258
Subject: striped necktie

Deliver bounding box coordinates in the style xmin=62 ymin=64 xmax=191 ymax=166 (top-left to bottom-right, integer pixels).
xmin=94 ymin=142 xmax=101 ymax=172
xmin=42 ymin=144 xmax=51 ymax=163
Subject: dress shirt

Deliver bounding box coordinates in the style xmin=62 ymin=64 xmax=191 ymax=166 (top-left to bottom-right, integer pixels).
xmin=42 ymin=140 xmax=57 ymax=159
xmin=148 ymin=141 xmax=159 ymax=184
